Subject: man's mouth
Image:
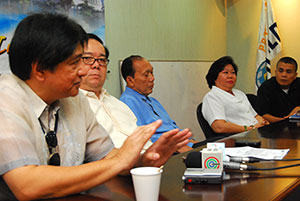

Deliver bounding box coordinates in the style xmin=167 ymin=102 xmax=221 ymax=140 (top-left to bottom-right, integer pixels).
xmin=90 ymin=73 xmax=100 ymax=77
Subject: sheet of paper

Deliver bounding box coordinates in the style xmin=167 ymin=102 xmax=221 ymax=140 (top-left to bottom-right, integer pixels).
xmin=225 ymin=146 xmax=289 ymax=160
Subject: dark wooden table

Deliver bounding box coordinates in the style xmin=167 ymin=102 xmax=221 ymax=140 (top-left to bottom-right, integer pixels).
xmin=38 ymin=120 xmax=300 ymax=200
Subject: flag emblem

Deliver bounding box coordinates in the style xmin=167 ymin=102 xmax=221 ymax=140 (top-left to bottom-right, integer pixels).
xmin=255 ymin=0 xmax=281 ymax=89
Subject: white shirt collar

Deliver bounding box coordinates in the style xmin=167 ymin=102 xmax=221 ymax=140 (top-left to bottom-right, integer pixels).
xmin=80 ymin=88 xmax=110 ymax=102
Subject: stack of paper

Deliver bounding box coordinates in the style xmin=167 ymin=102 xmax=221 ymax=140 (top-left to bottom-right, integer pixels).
xmin=225 ymin=146 xmax=289 ymax=160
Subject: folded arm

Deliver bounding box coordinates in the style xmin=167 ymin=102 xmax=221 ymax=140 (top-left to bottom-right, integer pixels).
xmin=211 ymin=120 xmax=249 ymax=133
xmin=262 ymin=114 xmax=286 ymax=123
xmin=260 ymin=106 xmax=300 ymax=123
xmin=284 ymin=106 xmax=300 ymax=118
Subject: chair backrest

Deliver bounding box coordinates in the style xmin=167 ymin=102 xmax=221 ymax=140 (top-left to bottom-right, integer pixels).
xmin=246 ymin=93 xmax=257 ymax=112
xmin=196 ymin=103 xmax=225 ymax=141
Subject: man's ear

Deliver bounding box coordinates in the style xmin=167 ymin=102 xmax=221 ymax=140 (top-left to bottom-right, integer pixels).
xmin=31 ymin=61 xmax=45 ymax=81
xmin=126 ymin=76 xmax=134 ymax=88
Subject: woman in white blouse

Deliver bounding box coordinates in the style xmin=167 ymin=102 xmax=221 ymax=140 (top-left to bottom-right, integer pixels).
xmin=202 ymin=56 xmax=269 ymax=134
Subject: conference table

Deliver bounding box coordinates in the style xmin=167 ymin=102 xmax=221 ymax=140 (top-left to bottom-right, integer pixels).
xmin=54 ymin=119 xmax=300 ymax=201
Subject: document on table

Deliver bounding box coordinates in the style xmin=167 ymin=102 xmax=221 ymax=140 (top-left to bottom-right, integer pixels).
xmin=225 ymin=146 xmax=289 ymax=160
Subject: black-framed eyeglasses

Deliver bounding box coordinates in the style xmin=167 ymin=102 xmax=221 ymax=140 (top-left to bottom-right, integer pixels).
xmin=82 ymin=56 xmax=109 ymax=66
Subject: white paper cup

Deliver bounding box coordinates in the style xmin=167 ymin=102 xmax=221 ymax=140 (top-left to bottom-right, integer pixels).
xmin=130 ymin=167 xmax=163 ymax=201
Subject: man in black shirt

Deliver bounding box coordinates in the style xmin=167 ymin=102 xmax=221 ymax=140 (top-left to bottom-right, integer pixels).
xmin=256 ymin=56 xmax=300 ymax=123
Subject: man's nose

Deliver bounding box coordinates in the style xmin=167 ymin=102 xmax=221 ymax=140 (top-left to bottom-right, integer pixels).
xmin=149 ymin=73 xmax=155 ymax=81
xmin=78 ymin=65 xmax=88 ymax=77
xmin=281 ymin=71 xmax=287 ymax=77
xmin=91 ymin=62 xmax=100 ymax=69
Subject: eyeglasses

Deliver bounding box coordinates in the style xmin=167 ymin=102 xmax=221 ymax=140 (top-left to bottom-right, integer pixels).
xmin=82 ymin=56 xmax=109 ymax=66
xmin=45 ymin=131 xmax=60 ymax=166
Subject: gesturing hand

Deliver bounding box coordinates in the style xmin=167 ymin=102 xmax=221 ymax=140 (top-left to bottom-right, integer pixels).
xmin=115 ymin=120 xmax=162 ymax=171
xmin=141 ymin=128 xmax=192 ymax=167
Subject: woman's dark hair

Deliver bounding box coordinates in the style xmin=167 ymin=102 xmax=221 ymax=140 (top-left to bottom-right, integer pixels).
xmin=205 ymin=56 xmax=238 ymax=89
xmin=9 ymin=13 xmax=88 ymax=80
xmin=87 ymin=33 xmax=110 ymax=59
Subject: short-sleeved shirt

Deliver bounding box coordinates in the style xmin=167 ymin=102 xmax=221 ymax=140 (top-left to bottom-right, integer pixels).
xmin=202 ymin=86 xmax=258 ymax=126
xmin=80 ymin=88 xmax=152 ymax=152
xmin=256 ymin=77 xmax=300 ymax=117
xmin=120 ymin=87 xmax=179 ymax=143
xmin=0 ymin=74 xmax=114 ymax=175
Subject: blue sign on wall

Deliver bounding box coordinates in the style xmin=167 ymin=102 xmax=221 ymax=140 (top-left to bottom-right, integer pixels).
xmin=0 ymin=0 xmax=105 ymax=73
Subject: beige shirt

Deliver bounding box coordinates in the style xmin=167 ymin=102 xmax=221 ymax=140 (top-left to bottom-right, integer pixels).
xmin=0 ymin=74 xmax=114 ymax=175
xmin=80 ymin=88 xmax=152 ymax=152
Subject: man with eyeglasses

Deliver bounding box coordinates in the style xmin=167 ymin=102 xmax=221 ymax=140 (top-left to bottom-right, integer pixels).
xmin=0 ymin=13 xmax=192 ymax=200
xmin=80 ymin=34 xmax=191 ymax=154
xmin=256 ymin=56 xmax=300 ymax=123
xmin=80 ymin=34 xmax=152 ymax=152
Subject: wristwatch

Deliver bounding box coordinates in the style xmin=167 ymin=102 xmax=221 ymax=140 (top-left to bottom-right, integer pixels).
xmin=244 ymin=125 xmax=255 ymax=131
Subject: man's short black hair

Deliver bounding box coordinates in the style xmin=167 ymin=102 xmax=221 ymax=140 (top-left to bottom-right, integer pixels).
xmin=121 ymin=55 xmax=143 ymax=81
xmin=9 ymin=13 xmax=88 ymax=80
xmin=206 ymin=56 xmax=238 ymax=89
xmin=277 ymin=56 xmax=298 ymax=72
xmin=87 ymin=33 xmax=110 ymax=59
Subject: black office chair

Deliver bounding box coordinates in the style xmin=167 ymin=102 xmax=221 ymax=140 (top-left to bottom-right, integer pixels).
xmin=196 ymin=103 xmax=226 ymax=141
xmin=246 ymin=93 xmax=257 ymax=112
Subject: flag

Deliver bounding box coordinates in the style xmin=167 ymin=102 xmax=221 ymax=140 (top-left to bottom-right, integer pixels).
xmin=255 ymin=0 xmax=281 ymax=89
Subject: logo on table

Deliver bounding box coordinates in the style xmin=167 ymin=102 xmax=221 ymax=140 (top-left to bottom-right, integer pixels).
xmin=204 ymin=157 xmax=220 ymax=169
